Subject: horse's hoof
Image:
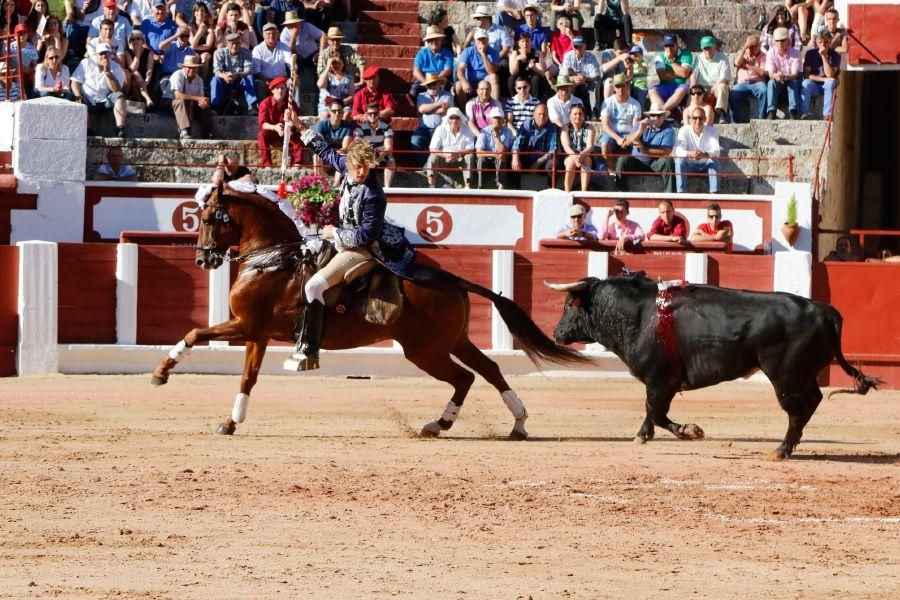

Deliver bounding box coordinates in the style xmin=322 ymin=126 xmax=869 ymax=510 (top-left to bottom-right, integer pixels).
xmin=150 ymin=375 xmax=167 ymax=386
xmin=508 ymin=428 xmax=528 ymax=441
xmin=633 ymin=436 xmax=648 ymax=444
xmin=765 ymin=451 xmax=788 ymax=462
xmin=215 ymin=422 xmax=236 ymax=436
xmin=420 ymin=421 xmax=441 ymax=438
xmin=680 ymin=423 xmax=705 ymax=440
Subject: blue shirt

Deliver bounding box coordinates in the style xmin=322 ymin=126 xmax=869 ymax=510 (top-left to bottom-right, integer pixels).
xmin=476 ymin=126 xmax=515 ymax=152
xmin=316 ymin=119 xmax=355 ymax=149
xmin=515 ymin=24 xmax=551 ymax=51
xmin=160 ymin=42 xmax=196 ymax=76
xmin=459 ymin=45 xmax=500 ymax=84
xmin=512 ymin=119 xmax=559 ymax=157
xmin=416 ymin=90 xmax=454 ymax=129
xmin=631 ymin=124 xmax=675 ymax=166
xmin=413 ymin=46 xmax=454 ymax=76
xmin=141 ymin=18 xmax=178 ymax=55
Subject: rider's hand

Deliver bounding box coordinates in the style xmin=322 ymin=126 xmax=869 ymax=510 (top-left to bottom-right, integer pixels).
xmin=321 ymin=224 xmax=336 ymax=240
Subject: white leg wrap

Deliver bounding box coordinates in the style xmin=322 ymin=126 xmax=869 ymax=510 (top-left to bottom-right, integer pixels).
xmin=501 ymin=390 xmax=526 ymax=420
xmin=232 ymin=393 xmax=250 ymax=423
xmin=304 ymin=273 xmax=329 ymax=304
xmin=168 ymin=340 xmax=191 ymax=362
xmin=441 ymin=401 xmax=462 ymax=423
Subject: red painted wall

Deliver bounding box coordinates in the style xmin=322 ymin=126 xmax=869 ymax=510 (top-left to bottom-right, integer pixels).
xmin=0 ymin=246 xmax=17 ymax=376
xmin=58 ymin=243 xmax=118 ymax=343
xmin=847 ymin=5 xmax=900 ymax=66
xmin=514 ymin=250 xmax=590 ymax=339
xmin=709 ymin=254 xmax=775 ymax=291
xmin=137 ymin=246 xmax=209 ymax=345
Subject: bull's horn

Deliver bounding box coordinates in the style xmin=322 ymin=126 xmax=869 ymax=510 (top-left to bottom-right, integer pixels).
xmin=544 ymin=280 xmax=588 ymax=292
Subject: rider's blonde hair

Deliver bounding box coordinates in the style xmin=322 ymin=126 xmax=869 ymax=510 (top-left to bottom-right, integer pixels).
xmin=345 ymin=139 xmax=378 ymax=169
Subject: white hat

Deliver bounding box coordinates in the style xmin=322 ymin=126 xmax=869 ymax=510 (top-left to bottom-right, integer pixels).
xmin=645 ymin=102 xmax=670 ymax=118
xmin=472 ymin=5 xmax=492 ymax=18
xmin=472 ymin=28 xmax=488 ymax=41
xmin=445 ymin=107 xmax=466 ymax=122
xmin=487 ymin=106 xmax=504 ymax=120
xmin=95 ymin=42 xmax=112 ymax=54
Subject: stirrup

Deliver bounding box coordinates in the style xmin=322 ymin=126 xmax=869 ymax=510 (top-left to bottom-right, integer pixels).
xmin=283 ymin=350 xmax=320 ymax=372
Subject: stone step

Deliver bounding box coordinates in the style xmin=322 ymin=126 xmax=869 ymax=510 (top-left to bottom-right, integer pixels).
xmin=357 ymin=33 xmax=423 ymax=46
xmin=359 ymin=56 xmax=416 ymax=69
xmin=358 ymin=21 xmax=422 ymax=37
xmin=751 ymin=120 xmax=828 ymax=148
xmin=361 ymin=0 xmax=422 ymax=12
xmin=356 ymin=44 xmax=420 ymax=59
xmin=359 ymin=10 xmax=421 ymax=24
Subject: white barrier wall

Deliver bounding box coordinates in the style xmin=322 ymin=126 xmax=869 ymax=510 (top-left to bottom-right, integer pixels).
xmin=17 ymin=241 xmax=58 ymax=374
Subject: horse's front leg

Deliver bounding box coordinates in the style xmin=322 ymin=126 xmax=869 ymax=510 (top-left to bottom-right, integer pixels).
xmin=216 ymin=339 xmax=269 ymax=436
xmin=150 ymin=318 xmax=246 ymax=386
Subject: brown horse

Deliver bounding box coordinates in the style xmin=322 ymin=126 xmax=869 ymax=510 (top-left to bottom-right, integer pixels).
xmin=151 ymin=183 xmax=588 ymax=438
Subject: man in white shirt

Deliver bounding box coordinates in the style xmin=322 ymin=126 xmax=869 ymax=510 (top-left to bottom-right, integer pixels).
xmin=599 ymin=73 xmax=642 ymax=174
xmin=547 ymin=75 xmax=583 ymax=128
xmin=280 ymin=10 xmax=324 ymax=68
xmin=560 ymin=35 xmax=601 ymax=116
xmin=425 ymin=107 xmax=476 ymax=188
xmin=673 ymin=107 xmax=721 ymax=193
xmin=691 ymin=36 xmax=733 ymax=124
xmin=252 ymin=23 xmax=292 ymax=102
xmin=170 ymin=54 xmax=212 ymax=140
xmin=70 ymin=43 xmax=128 ymax=137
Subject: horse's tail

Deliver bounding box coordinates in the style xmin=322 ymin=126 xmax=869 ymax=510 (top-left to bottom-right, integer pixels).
xmin=825 ymin=309 xmax=882 ymax=400
xmin=456 ymin=277 xmax=592 ymax=367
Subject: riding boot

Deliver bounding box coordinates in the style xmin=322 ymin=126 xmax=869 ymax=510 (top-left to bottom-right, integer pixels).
xmin=285 ymin=300 xmax=324 ymax=372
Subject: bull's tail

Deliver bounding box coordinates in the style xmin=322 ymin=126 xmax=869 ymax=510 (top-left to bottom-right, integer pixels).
xmin=826 ymin=310 xmax=882 ymax=399
xmin=457 ymin=277 xmax=592 ymax=367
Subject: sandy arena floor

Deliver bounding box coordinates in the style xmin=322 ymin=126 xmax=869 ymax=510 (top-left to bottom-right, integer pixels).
xmin=0 ymin=373 xmax=898 ymax=598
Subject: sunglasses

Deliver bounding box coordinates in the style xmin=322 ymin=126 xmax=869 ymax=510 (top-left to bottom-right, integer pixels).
xmin=515 ymin=85 xmax=528 ymax=90
xmin=708 ymin=214 xmax=721 ymax=219
xmin=614 ymin=84 xmax=626 ymax=88
xmin=47 ymin=55 xmax=59 ymax=60
xmin=692 ymin=115 xmax=706 ymax=121
xmin=690 ymin=90 xmax=705 ymax=96
xmin=663 ymin=43 xmax=675 ymax=48
xmin=366 ymin=112 xmax=378 ymax=116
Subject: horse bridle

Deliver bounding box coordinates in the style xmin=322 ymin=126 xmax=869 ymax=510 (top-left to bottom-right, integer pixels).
xmin=197 ymin=200 xmax=235 ymax=263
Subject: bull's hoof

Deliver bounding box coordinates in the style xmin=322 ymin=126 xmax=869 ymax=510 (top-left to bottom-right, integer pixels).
xmin=633 ymin=435 xmax=648 ymax=444
xmin=765 ymin=451 xmax=788 ymax=462
xmin=508 ymin=428 xmax=528 ymax=441
xmin=150 ymin=374 xmax=168 ymax=386
xmin=420 ymin=421 xmax=442 ymax=438
xmin=215 ymin=421 xmax=236 ymax=436
xmin=679 ymin=423 xmax=705 ymax=440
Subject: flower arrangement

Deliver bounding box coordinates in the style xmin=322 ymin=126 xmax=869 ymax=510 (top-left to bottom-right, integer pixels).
xmin=286 ymin=174 xmax=340 ymax=228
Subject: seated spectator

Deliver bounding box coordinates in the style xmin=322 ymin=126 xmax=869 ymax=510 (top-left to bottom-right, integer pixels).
xmin=86 ymin=19 xmax=127 ymax=69
xmin=560 ymin=35 xmax=600 ymax=116
xmin=508 ymin=31 xmax=548 ymax=100
xmin=649 ymin=199 xmax=688 ymax=243
xmin=5 ymin=24 xmax=39 ymax=96
xmin=823 ymin=236 xmax=860 ymax=262
xmin=599 ymin=198 xmax=646 ymax=253
xmin=34 ymin=49 xmax=74 ymax=100
xmin=124 ymin=32 xmax=156 ymax=108
xmin=316 ymin=55 xmax=354 ymax=119
xmin=474 ymin=106 xmax=514 ymax=189
xmin=189 ymin=2 xmax=217 ymax=77
xmin=547 ymin=74 xmax=582 ymax=128
xmin=765 ymin=27 xmax=802 ymax=119
xmin=412 ymin=26 xmax=454 ymax=100
xmin=548 ymin=15 xmax=576 ymax=70
xmin=300 ymin=0 xmax=342 ymax=31
xmin=511 ymin=103 xmax=560 ymax=186
xmin=761 ymin=5 xmax=802 ymax=53
xmin=557 ymin=203 xmax=598 ymax=242
xmin=426 ymin=7 xmax=463 ymax=57
xmin=157 ymin=26 xmax=196 ymax=103
xmin=682 ymin=84 xmax=714 ymax=128
xmin=253 ymin=23 xmax=292 ymax=102
xmin=801 ymin=32 xmax=840 ymax=119
xmin=71 ymin=43 xmax=128 ymax=137
xmin=821 ymin=8 xmax=848 ymax=54
xmin=262 ymin=0 xmax=307 ymax=30
xmin=456 ymin=29 xmax=501 ymax=103
xmin=351 ymin=66 xmax=395 ymax=124
xmin=786 ymin=0 xmax=814 ymax=45
xmin=691 ymin=36 xmax=732 ymax=124
xmin=729 ymin=34 xmax=768 ymax=123
xmin=627 ymin=45 xmax=649 ymax=109
xmin=279 ymin=10 xmax=322 ymax=69
xmin=317 ymin=26 xmax=365 ymax=82
xmin=128 ymin=0 xmax=155 ymax=28
xmin=593 ymin=0 xmax=633 ymax=51
xmin=551 ymin=0 xmax=585 ymax=33
xmin=504 ymin=76 xmax=540 ymax=135
xmin=674 ymin=107 xmax=720 ymax=193
xmin=496 ymin=0 xmax=528 ymax=29
xmin=140 ymin=0 xmax=178 ymax=57
xmin=466 ymin=80 xmax=503 ymax=137
xmin=94 ymin=145 xmax=137 ymax=181
xmin=211 ymin=152 xmax=257 ymax=185
xmin=174 ymin=0 xmax=202 ymax=28
xmin=598 ymin=73 xmax=641 ymax=173
xmin=88 ymin=1 xmax=130 ymax=56
xmin=216 ymin=2 xmax=257 ymax=50
xmin=560 ymin=103 xmax=595 ymax=192
xmin=598 ymin=38 xmax=631 ymax=100
xmin=691 ymin=203 xmax=733 ymax=245
xmin=615 ymin=102 xmax=674 ymax=193
xmin=865 ymin=248 xmax=900 ymax=263
xmin=36 ymin=14 xmax=69 ymax=68
xmin=425 ymin=107 xmax=476 ymax=189
xmin=0 ymin=61 xmax=22 ymax=100
xmin=212 ymin=33 xmax=257 ymax=114
xmin=314 ymin=98 xmax=354 ymax=180
xmin=467 ymin=5 xmax=512 ymax=63
xmin=65 ymin=0 xmax=103 ymax=63
xmin=170 ymin=54 xmax=212 ymax=140
xmin=516 ymin=4 xmax=551 ymax=55
xmin=412 ymin=74 xmax=454 ymax=153
xmin=354 ymin=103 xmax=396 ymax=187
xmin=648 ymin=33 xmax=692 ymax=114
xmin=258 ymin=77 xmax=303 ymax=168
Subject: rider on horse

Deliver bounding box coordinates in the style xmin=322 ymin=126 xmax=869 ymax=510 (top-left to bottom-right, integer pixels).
xmin=287 ymin=107 xmax=417 ymax=371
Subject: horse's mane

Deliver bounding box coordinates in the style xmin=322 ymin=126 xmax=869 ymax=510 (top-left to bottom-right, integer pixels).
xmin=216 ymin=184 xmax=302 ymax=242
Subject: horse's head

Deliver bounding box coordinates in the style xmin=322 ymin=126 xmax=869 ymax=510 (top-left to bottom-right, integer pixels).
xmin=196 ymin=183 xmax=241 ymax=270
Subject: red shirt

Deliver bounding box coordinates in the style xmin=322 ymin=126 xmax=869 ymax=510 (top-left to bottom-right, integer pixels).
xmin=351 ymin=86 xmax=395 ymax=120
xmin=696 ymin=220 xmax=733 ymax=237
xmin=649 ymin=215 xmax=688 ymax=239
xmin=258 ymin=95 xmax=299 ymax=129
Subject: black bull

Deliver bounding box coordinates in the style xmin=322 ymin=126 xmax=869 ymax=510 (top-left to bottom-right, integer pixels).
xmin=547 ymin=272 xmax=880 ymax=459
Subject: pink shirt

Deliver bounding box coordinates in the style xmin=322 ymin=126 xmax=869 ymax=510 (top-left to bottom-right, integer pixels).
xmin=600 ymin=215 xmax=646 ymax=242
xmin=765 ymin=47 xmax=801 ymax=77
xmin=736 ymin=50 xmax=766 ymax=84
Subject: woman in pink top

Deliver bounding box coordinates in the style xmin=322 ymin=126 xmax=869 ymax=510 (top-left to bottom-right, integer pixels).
xmin=599 ymin=198 xmax=645 ymax=254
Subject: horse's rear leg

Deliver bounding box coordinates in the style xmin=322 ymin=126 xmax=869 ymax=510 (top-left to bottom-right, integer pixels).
xmin=402 ymin=345 xmax=475 ymax=438
xmin=452 ymin=338 xmax=528 ymax=440
xmin=216 ymin=339 xmax=269 ymax=436
xmin=150 ymin=318 xmax=245 ymax=385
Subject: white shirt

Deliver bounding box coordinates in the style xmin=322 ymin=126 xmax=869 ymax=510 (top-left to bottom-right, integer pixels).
xmin=674 ymin=125 xmax=721 ymax=157
xmin=280 ymin=23 xmax=324 ymax=59
xmin=561 ymin=50 xmax=602 ymax=80
xmin=89 ymin=14 xmax=132 ymax=51
xmin=35 ymin=64 xmax=71 ymax=91
xmin=429 ymin=122 xmax=476 ymax=153
xmin=547 ymin=93 xmax=583 ymax=126
xmin=70 ymin=58 xmax=125 ymax=103
xmin=128 ymin=0 xmax=154 ymax=25
xmin=251 ymin=40 xmax=292 ymax=80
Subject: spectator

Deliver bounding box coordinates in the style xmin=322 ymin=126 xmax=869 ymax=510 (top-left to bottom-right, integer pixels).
xmin=511 ymin=103 xmax=560 ymax=186
xmin=864 ymin=248 xmax=900 ymax=263
xmin=516 ymin=4 xmax=551 ymax=55
xmin=128 ymin=0 xmax=155 ymax=27
xmin=466 ymin=80 xmax=503 ymax=137
xmin=682 ymin=84 xmax=714 ymax=128
xmin=627 ymin=45 xmax=648 ymax=109
xmin=174 ymin=0 xmax=204 ymax=28
xmin=691 ymin=36 xmax=732 ymax=124
xmin=279 ymin=10 xmax=323 ymax=68
xmin=649 ymin=33 xmax=692 ymax=115
xmin=598 ymin=38 xmax=631 ymax=100
xmin=508 ymin=31 xmax=548 ymax=100
xmin=211 ymin=152 xmax=257 ymax=185
xmin=557 ymin=203 xmax=598 ymax=241
xmin=354 ymin=102 xmax=396 ymax=188
xmin=0 ymin=60 xmax=21 ymax=100
xmin=560 ymin=35 xmax=600 ymax=116
xmin=504 ymin=76 xmax=540 ymax=135
xmin=551 ymin=0 xmax=585 ymax=33
xmin=212 ymin=33 xmax=257 ymax=114
xmin=593 ymin=0 xmax=632 ymax=51
xmin=426 ymin=107 xmax=476 ymax=189
xmin=691 ymin=203 xmax=733 ymax=245
xmin=170 ymin=54 xmax=212 ymax=140
xmin=649 ymin=199 xmax=688 ymax=243
xmin=86 ymin=19 xmax=127 ymax=68
xmin=786 ymin=0 xmax=814 ymax=45
xmin=801 ymin=32 xmax=840 ymax=119
xmin=729 ymin=34 xmax=768 ymax=123
xmin=615 ymin=102 xmax=674 ymax=193
xmin=6 ymin=23 xmax=38 ymax=96
xmin=761 ymin=5 xmax=802 ymax=53
xmin=140 ymin=0 xmax=178 ymax=56
xmin=216 ymin=2 xmax=257 ymax=50
xmin=823 ymin=236 xmax=860 ymax=262
xmin=27 ymin=0 xmax=53 ymax=46
xmin=300 ymin=0 xmax=340 ymax=31
xmin=821 ymin=9 xmax=848 ymax=54
xmin=258 ymin=77 xmax=303 ymax=168
xmin=496 ymin=0 xmax=529 ymax=29
xmin=316 ymin=54 xmax=354 ymax=119
xmin=674 ymin=107 xmax=720 ymax=194
xmin=34 ymin=48 xmax=74 ymax=100
xmin=466 ymin=5 xmax=512 ymax=62
xmin=71 ymin=43 xmax=128 ymax=137
xmin=765 ymin=27 xmax=802 ymax=120
xmin=317 ymin=26 xmax=365 ymax=82
xmin=314 ymin=98 xmax=354 ymax=180
xmin=412 ymin=74 xmax=453 ymax=154
xmin=547 ymin=74 xmax=582 ymax=128
xmin=253 ymin=22 xmax=292 ymax=102
xmin=559 ymin=103 xmax=595 ymax=192
xmin=599 ymin=73 xmax=641 ymax=174
xmin=548 ymin=14 xmax=576 ymax=69
xmin=88 ymin=0 xmax=130 ymax=55
xmin=427 ymin=7 xmax=463 ymax=57
xmin=65 ymin=0 xmax=103 ymax=62
xmin=474 ymin=106 xmax=514 ymax=189
xmin=599 ymin=198 xmax=645 ymax=253
xmin=411 ymin=26 xmax=454 ymax=100
xmin=189 ymin=3 xmax=217 ymax=79
xmin=94 ymin=146 xmax=137 ymax=181
xmin=456 ymin=28 xmax=501 ymax=102
xmin=36 ymin=14 xmax=69 ymax=67
xmin=351 ymin=66 xmax=395 ymax=124
xmin=125 ymin=32 xmax=155 ymax=108
xmin=159 ymin=26 xmax=196 ymax=81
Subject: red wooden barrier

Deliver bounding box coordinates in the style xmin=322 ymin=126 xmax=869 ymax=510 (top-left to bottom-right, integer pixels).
xmin=0 ymin=245 xmax=17 ymax=376
xmin=58 ymin=243 xmax=118 ymax=343
xmin=709 ymin=254 xmax=774 ymax=292
xmin=137 ymin=246 xmax=209 ymax=345
xmin=514 ymin=250 xmax=590 ymax=340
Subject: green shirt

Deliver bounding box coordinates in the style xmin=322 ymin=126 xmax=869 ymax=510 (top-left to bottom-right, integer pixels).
xmin=654 ymin=49 xmax=693 ymax=85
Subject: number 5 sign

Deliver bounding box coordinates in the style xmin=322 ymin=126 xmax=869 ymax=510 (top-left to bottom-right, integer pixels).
xmin=415 ymin=206 xmax=453 ymax=243
xmin=172 ymin=201 xmax=201 ymax=232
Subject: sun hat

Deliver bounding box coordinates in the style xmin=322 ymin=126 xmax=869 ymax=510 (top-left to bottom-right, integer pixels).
xmin=423 ymin=73 xmax=444 ymax=86
xmin=612 ymin=73 xmax=631 ymax=86
xmin=446 ymin=106 xmax=466 ymax=121
xmin=644 ymin=102 xmax=670 ymax=118
xmin=773 ymin=27 xmax=789 ymax=41
xmin=423 ymin=25 xmax=444 ymax=42
xmin=472 ymin=5 xmax=492 ymax=19
xmin=282 ymin=10 xmax=302 ymax=25
xmin=569 ymin=204 xmax=586 ymax=217
xmin=179 ymin=54 xmax=203 ymax=68
xmin=553 ymin=74 xmax=574 ymax=88
xmin=268 ymin=76 xmax=287 ymax=90
xmin=472 ymin=28 xmax=488 ymax=41
xmin=662 ymin=33 xmax=678 ymax=46
xmin=700 ymin=35 xmax=716 ymax=49
xmin=362 ymin=65 xmax=380 ymax=79
xmin=326 ymin=26 xmax=344 ymax=39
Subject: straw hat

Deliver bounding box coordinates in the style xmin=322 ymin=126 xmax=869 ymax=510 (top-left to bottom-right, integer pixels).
xmin=326 ymin=26 xmax=344 ymax=39
xmin=179 ymin=54 xmax=204 ymax=68
xmin=422 ymin=25 xmax=444 ymax=42
xmin=422 ymin=73 xmax=445 ymax=86
xmin=553 ymin=75 xmax=574 ymax=88
xmin=644 ymin=102 xmax=670 ymax=118
xmin=472 ymin=5 xmax=492 ymax=19
xmin=282 ymin=10 xmax=302 ymax=25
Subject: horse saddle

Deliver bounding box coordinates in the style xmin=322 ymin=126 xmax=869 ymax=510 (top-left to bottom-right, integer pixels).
xmin=313 ymin=246 xmax=403 ymax=326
